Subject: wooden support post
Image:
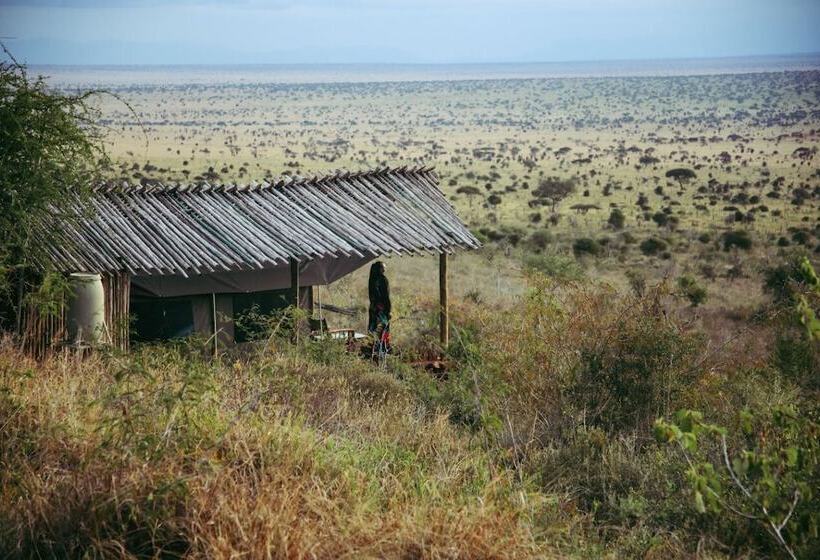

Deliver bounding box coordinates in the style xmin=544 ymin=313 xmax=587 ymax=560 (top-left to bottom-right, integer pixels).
xmin=290 ymin=257 xmax=301 ymax=341
xmin=289 ymin=258 xmax=299 ymax=307
xmin=439 ymin=252 xmax=449 ymax=348
xmin=212 ymin=293 xmax=218 ymax=358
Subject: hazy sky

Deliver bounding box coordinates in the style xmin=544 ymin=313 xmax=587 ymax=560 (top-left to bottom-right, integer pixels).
xmin=1 ymin=0 xmax=819 ymax=65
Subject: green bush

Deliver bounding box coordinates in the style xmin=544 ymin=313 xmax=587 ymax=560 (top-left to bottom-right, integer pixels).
xmin=639 ymin=237 xmax=667 ymax=256
xmin=569 ymin=305 xmax=701 ymax=432
xmin=722 ymin=230 xmax=753 ymax=251
xmin=651 ymin=212 xmax=669 ymax=227
xmin=656 ymin=407 xmax=820 ymax=560
xmin=608 ymin=208 xmax=626 ymax=230
xmin=523 ymin=253 xmax=585 ymax=282
xmin=763 ymin=254 xmax=819 ymax=303
xmin=772 ymin=334 xmax=819 ymax=390
xmin=677 ymin=275 xmax=708 ymax=307
xmin=573 ymin=237 xmax=602 ymax=257
xmin=526 ymin=229 xmax=553 ymax=251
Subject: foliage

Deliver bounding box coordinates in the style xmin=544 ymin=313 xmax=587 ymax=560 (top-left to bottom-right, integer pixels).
xmin=607 ymin=208 xmax=625 ymax=230
xmin=568 ymin=293 xmax=701 ymax=432
xmin=665 ymin=168 xmax=697 ymax=185
xmin=722 ymin=230 xmax=753 ymax=251
xmin=533 ymin=176 xmax=576 ymax=211
xmin=526 ymin=229 xmax=552 ymax=251
xmin=764 ymin=256 xmax=820 ymax=341
xmin=676 ymin=275 xmax=708 ymax=307
xmin=0 ymin=46 xmax=107 ymax=328
xmin=522 ymin=253 xmax=584 ymax=282
xmin=655 ymin=407 xmax=820 ymax=559
xmin=572 ymin=237 xmax=602 ymax=257
xmin=639 ymin=236 xmax=667 ymax=256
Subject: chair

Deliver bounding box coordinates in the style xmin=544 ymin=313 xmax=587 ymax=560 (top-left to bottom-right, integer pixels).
xmin=308 ymin=317 xmax=366 ymax=343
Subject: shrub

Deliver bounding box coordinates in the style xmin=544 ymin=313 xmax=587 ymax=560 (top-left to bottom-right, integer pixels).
xmin=569 ymin=299 xmax=701 ymax=432
xmin=526 ymin=229 xmax=552 ymax=251
xmin=656 ymin=407 xmax=820 ymax=560
xmin=639 ymin=237 xmax=667 ymax=256
xmin=573 ymin=237 xmax=602 ymax=257
xmin=722 ymin=230 xmax=753 ymax=251
xmin=523 ymin=253 xmax=585 ymax=282
xmin=607 ymin=208 xmax=625 ymax=230
xmin=651 ymin=212 xmax=669 ymax=227
xmin=677 ymin=275 xmax=708 ymax=307
xmin=772 ymin=334 xmax=820 ymax=390
xmin=763 ymin=254 xmax=819 ymax=303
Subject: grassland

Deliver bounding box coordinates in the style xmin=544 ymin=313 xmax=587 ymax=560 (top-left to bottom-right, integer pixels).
xmin=84 ymin=70 xmax=820 ymax=342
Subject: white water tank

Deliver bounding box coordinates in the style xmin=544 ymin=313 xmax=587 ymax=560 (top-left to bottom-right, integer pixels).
xmin=67 ymin=273 xmax=105 ymax=345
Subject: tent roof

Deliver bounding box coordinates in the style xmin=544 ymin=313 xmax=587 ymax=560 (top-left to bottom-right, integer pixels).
xmin=42 ymin=166 xmax=479 ymax=277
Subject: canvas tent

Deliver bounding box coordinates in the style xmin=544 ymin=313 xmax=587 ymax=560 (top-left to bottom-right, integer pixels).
xmin=26 ymin=166 xmax=479 ymax=353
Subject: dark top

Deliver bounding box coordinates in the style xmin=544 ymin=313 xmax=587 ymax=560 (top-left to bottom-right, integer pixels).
xmin=369 ymin=275 xmax=391 ymax=318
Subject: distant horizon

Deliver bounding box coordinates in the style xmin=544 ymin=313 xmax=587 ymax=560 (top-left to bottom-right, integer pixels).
xmin=23 ymin=51 xmax=820 ymax=70
xmin=31 ymin=52 xmax=820 ymax=89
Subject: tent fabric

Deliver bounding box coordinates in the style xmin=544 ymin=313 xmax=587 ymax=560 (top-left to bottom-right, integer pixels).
xmin=130 ymin=253 xmax=374 ymax=297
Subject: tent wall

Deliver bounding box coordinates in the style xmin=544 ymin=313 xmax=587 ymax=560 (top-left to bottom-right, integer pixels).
xmin=130 ymin=254 xmax=374 ymax=298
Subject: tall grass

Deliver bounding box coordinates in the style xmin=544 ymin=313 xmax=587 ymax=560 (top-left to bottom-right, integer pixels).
xmin=1 ymin=277 xmax=815 ymax=558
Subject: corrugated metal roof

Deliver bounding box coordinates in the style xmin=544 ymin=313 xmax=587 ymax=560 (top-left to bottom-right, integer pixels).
xmin=42 ymin=166 xmax=479 ymax=277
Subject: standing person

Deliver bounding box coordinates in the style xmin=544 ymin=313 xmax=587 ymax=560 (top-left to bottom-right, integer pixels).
xmin=368 ymin=261 xmax=391 ymax=334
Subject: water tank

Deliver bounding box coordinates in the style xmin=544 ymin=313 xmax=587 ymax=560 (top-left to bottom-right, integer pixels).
xmin=66 ymin=273 xmax=105 ymax=345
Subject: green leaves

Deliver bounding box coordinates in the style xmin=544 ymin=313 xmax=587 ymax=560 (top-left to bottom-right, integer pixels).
xmin=657 ymin=407 xmax=819 ymax=559
xmin=1 ymin=48 xmax=107 ymax=319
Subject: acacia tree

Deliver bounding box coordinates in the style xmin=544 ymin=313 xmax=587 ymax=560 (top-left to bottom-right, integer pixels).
xmin=0 ymin=45 xmax=107 ymax=331
xmin=665 ymin=167 xmax=697 ymax=188
xmin=533 ymin=177 xmax=576 ymax=212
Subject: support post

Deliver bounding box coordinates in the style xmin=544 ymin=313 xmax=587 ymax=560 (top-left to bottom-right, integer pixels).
xmin=289 ymin=258 xmax=299 ymax=307
xmin=290 ymin=257 xmax=300 ymax=341
xmin=439 ymin=252 xmax=449 ymax=348
xmin=212 ymin=293 xmax=218 ymax=358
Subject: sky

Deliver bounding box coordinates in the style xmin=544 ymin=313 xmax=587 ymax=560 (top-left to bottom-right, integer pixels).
xmin=1 ymin=0 xmax=819 ymax=65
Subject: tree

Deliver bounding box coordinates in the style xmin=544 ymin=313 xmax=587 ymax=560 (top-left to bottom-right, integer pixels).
xmin=665 ymin=167 xmax=697 ymax=188
xmin=0 ymin=45 xmax=108 ymax=330
xmin=533 ymin=177 xmax=576 ymax=212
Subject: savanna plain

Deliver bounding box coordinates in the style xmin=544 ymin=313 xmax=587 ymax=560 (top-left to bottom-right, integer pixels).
xmin=2 ymin=68 xmax=819 ymax=558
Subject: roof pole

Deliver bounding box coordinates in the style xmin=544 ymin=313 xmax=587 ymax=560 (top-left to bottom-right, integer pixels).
xmin=439 ymin=252 xmax=449 ymax=349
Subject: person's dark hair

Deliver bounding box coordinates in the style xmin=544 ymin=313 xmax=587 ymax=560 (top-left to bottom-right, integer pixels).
xmin=368 ymin=261 xmax=385 ymax=291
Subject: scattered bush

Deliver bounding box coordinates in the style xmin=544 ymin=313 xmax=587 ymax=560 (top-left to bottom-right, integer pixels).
xmin=640 ymin=237 xmax=667 ymax=256
xmin=677 ymin=275 xmax=708 ymax=307
xmin=607 ymin=208 xmax=625 ymax=230
xmin=522 ymin=253 xmax=585 ymax=281
xmin=572 ymin=237 xmax=602 ymax=257
xmin=526 ymin=229 xmax=553 ymax=251
xmin=722 ymin=230 xmax=753 ymax=251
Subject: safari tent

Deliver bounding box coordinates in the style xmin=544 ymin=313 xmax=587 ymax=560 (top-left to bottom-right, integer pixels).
xmin=24 ymin=166 xmax=479 ymax=355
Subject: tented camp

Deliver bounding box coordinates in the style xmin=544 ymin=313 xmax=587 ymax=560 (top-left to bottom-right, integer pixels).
xmin=22 ymin=166 xmax=479 ymax=355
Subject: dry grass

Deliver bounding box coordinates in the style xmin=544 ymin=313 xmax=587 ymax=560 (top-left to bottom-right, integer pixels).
xmin=1 ymin=274 xmax=814 ymax=559
xmin=0 ymin=337 xmax=565 ymax=559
